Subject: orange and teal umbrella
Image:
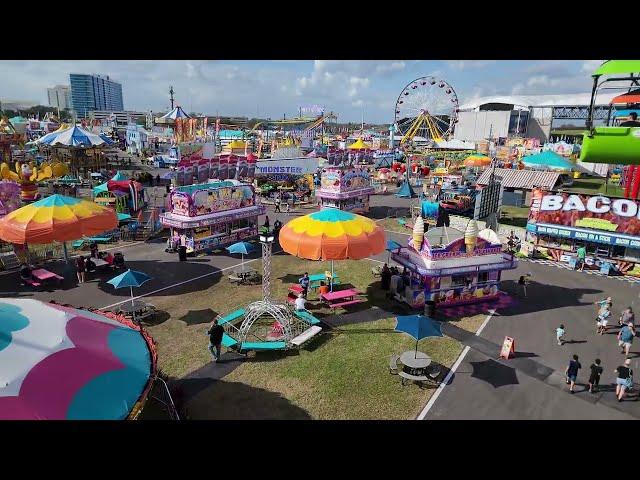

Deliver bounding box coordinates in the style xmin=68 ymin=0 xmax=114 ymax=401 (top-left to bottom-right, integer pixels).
xmin=280 ymin=208 xmax=385 ymax=261
xmin=0 ymin=194 xmax=117 ymax=245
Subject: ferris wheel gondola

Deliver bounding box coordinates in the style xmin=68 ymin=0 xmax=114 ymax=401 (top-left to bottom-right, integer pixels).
xmin=394 ymin=76 xmax=459 ymax=147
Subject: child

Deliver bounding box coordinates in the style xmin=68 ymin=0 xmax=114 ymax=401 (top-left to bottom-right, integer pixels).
xmin=556 ymin=324 xmax=566 ymax=346
xmin=596 ymin=303 xmax=611 ymax=335
xmin=588 ymin=359 xmax=603 ymax=394
xmin=565 ymin=354 xmax=581 ymax=394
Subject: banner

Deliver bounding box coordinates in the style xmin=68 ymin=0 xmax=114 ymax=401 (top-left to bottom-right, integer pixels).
xmin=218 ymin=155 xmax=229 ymax=180
xmin=209 ymin=155 xmax=219 ymax=180
xmin=255 ymin=158 xmax=320 ymax=177
xmin=527 ymin=190 xmax=640 ymax=247
xmin=228 ymin=155 xmax=238 ymax=180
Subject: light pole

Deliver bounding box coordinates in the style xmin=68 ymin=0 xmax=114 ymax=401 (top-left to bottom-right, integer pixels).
xmin=259 ymin=233 xmax=275 ymax=302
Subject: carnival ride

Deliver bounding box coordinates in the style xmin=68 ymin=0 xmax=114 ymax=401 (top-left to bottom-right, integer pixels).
xmin=394 ymin=76 xmax=459 ymax=146
xmin=581 ymin=60 xmax=640 ymax=166
xmin=218 ymin=236 xmax=322 ymax=353
xmin=0 ymin=160 xmax=69 ymax=202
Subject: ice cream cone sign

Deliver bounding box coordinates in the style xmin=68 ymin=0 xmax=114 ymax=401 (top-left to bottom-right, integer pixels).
xmin=412 ymin=216 xmax=424 ymax=250
xmin=464 ymin=219 xmax=479 ymax=254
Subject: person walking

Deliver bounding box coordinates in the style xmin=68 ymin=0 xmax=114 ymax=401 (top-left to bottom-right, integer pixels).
xmin=615 ymin=358 xmax=633 ymax=402
xmin=76 ymin=255 xmax=86 ymax=284
xmin=565 ymin=354 xmax=581 ymax=394
xmin=274 ymin=194 xmax=281 ymax=213
xmin=518 ymin=273 xmax=531 ymax=297
xmin=619 ymin=306 xmax=635 ymax=327
xmin=556 ymin=324 xmax=566 ymax=346
xmin=285 ymin=196 xmax=291 ymax=214
xmin=576 ymin=244 xmax=586 ymax=272
xmin=618 ymin=322 xmax=635 ymax=357
xmin=588 ymin=359 xmax=603 ymax=393
xmin=596 ymin=298 xmax=612 ymax=335
xmin=207 ymin=318 xmax=225 ymax=362
xmin=299 ymin=272 xmax=310 ymax=298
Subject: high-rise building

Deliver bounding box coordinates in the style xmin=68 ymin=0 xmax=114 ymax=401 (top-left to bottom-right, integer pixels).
xmin=69 ymin=74 xmax=124 ymax=118
xmin=47 ymin=85 xmax=71 ymax=110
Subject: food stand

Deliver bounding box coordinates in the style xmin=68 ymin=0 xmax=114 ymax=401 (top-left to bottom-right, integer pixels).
xmin=160 ymin=180 xmax=266 ymax=254
xmin=317 ymin=165 xmax=375 ymax=213
xmin=391 ymin=219 xmax=517 ymax=309
xmin=525 ymin=189 xmax=640 ymax=275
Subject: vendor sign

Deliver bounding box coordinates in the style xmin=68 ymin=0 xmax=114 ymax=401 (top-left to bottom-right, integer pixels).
xmin=255 ymin=158 xmax=319 ymax=177
xmin=527 ymin=190 xmax=640 ymax=247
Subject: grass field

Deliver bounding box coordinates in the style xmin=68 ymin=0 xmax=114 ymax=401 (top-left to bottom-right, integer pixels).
xmin=140 ymin=251 xmax=488 ymax=420
xmin=183 ymin=313 xmax=486 ymax=420
xmin=566 ymin=177 xmax=624 ymax=197
xmin=376 ymin=217 xmax=412 ymax=235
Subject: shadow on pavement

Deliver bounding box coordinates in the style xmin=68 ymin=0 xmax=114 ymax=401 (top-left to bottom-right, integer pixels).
xmin=498 ymin=280 xmax=601 ymax=315
xmin=95 ymin=259 xmax=224 ymax=298
xmin=179 ymin=308 xmax=218 ymax=326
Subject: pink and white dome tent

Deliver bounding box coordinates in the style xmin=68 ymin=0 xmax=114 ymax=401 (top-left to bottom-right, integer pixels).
xmin=0 ymin=299 xmax=157 ymax=420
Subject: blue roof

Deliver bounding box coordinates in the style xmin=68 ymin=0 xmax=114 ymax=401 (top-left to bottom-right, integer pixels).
xmin=175 ymin=181 xmax=236 ymax=194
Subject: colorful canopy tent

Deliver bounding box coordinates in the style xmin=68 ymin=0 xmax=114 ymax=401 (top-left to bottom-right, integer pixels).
xmin=463 ymin=154 xmax=492 ymax=167
xmin=0 ymin=298 xmax=156 ymax=420
xmin=521 ymin=151 xmax=579 ymax=171
xmin=0 ymin=194 xmax=117 ymax=245
xmin=159 ymin=106 xmax=191 ymax=120
xmin=111 ymin=171 xmax=129 ymax=181
xmin=347 ymin=138 xmax=371 ymax=150
xmin=35 ymin=125 xmax=112 ymax=148
xmin=610 ymin=89 xmax=640 ymax=105
xmin=396 ymin=180 xmax=416 ymax=198
xmin=280 ymin=209 xmax=385 ymax=287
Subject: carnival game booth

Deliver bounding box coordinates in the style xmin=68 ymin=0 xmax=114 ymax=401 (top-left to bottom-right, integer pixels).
xmin=94 ymin=179 xmax=146 ymax=216
xmin=160 ymin=180 xmax=266 ymax=254
xmin=525 ymin=189 xmax=640 ymax=276
xmin=317 ymin=165 xmax=375 ymax=213
xmin=391 ymin=219 xmax=517 ymax=309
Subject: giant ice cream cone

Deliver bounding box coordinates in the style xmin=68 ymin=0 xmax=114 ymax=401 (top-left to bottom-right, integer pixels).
xmin=464 ymin=219 xmax=479 ymax=253
xmin=412 ymin=216 xmax=424 ymax=250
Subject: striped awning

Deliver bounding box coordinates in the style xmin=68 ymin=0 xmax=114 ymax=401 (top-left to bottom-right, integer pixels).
xmin=476 ymin=168 xmax=562 ymax=190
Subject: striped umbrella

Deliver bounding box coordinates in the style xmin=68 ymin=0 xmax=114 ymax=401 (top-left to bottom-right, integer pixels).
xmin=36 ymin=126 xmax=111 ymax=147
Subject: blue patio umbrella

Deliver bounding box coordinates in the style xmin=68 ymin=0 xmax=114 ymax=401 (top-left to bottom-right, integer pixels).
xmin=395 ymin=315 xmax=443 ymax=358
xmin=107 ymin=269 xmax=152 ymax=321
xmin=386 ymin=239 xmax=402 ymax=262
xmin=226 ymin=241 xmax=255 ymax=272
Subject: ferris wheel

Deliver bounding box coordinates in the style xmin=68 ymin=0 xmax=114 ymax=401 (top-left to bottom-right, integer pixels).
xmin=394 ymin=76 xmax=459 ymax=146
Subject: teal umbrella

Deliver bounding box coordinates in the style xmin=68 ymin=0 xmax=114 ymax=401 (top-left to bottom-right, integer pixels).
xmin=107 ymin=269 xmax=152 ymax=323
xmin=395 ymin=315 xmax=443 ymax=358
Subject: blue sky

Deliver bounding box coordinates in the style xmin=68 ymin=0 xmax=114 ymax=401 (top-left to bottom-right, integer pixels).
xmin=0 ymin=60 xmax=601 ymax=123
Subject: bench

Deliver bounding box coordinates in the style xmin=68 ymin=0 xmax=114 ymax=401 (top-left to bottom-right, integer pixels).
xmin=240 ymin=341 xmax=287 ymax=351
xmin=399 ymin=371 xmax=433 ymax=386
xmin=228 ymin=274 xmax=243 ymax=284
xmin=22 ymin=278 xmax=41 ymax=287
xmin=294 ymin=310 xmax=321 ymax=325
xmin=389 ymin=354 xmax=400 ymax=374
xmin=218 ymin=308 xmax=245 ymax=325
xmin=290 ymin=326 xmax=322 ymax=346
xmin=328 ymin=299 xmax=363 ymax=309
xmin=221 ymin=333 xmax=238 ymax=348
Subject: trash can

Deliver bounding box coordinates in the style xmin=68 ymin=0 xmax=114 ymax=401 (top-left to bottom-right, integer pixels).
xmin=425 ymin=300 xmax=436 ymax=318
xmin=178 ymin=245 xmax=187 ymax=262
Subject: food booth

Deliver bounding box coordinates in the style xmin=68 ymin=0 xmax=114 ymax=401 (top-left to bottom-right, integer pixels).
xmin=391 ymin=219 xmax=517 ymax=309
xmin=160 ymin=180 xmax=266 ymax=254
xmin=525 ymin=189 xmax=640 ymax=275
xmin=317 ymin=165 xmax=375 ymax=213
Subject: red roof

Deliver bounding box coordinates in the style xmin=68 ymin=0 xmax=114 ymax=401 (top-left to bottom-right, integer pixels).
xmin=610 ymin=90 xmax=640 ymax=105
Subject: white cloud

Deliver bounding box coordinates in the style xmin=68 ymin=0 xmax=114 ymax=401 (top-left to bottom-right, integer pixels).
xmin=446 ymin=60 xmax=496 ymax=70
xmin=582 ymin=60 xmax=604 ymax=73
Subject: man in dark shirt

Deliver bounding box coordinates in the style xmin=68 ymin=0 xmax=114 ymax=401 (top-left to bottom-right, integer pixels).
xmin=207 ymin=318 xmax=225 ymax=362
xmin=620 ymin=112 xmax=640 ymax=127
xmin=615 ymin=358 xmax=633 ymax=402
xmin=588 ymin=359 xmax=603 ymax=393
xmin=565 ymin=354 xmax=581 ymax=394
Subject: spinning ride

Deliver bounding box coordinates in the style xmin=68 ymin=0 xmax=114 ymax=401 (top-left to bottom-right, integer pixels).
xmin=394 ymin=76 xmax=459 ymax=146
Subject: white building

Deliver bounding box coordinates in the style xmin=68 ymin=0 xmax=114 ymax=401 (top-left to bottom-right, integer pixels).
xmin=47 ymin=85 xmax=71 ymax=110
xmin=126 ymin=124 xmax=151 ymax=155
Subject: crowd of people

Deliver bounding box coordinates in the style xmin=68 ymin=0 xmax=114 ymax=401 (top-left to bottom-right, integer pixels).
xmin=561 ymin=296 xmax=636 ymax=401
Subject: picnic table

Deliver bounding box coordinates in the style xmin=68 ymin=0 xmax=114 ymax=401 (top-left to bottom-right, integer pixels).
xmin=320 ymin=288 xmax=362 ymax=309
xmin=287 ymin=284 xmax=304 ymax=304
xmin=31 ymin=268 xmax=63 ymax=283
xmin=309 ymin=272 xmax=341 ymax=289
xmin=400 ymin=351 xmax=431 ymax=370
xmin=116 ymin=300 xmax=156 ymax=323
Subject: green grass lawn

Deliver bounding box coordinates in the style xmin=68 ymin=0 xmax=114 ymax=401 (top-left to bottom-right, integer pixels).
xmin=140 ymin=252 xmax=488 ymax=420
xmin=499 ymin=205 xmax=530 ymax=228
xmin=566 ymin=177 xmax=624 ymax=197
xmin=184 ymin=314 xmax=486 ymax=420
xmin=376 ymin=217 xmax=412 ymax=235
